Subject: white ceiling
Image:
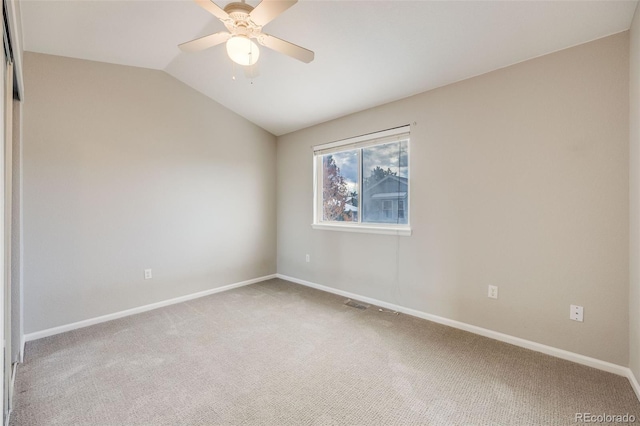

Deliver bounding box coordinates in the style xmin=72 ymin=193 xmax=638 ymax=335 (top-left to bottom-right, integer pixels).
xmin=20 ymin=0 xmax=639 ymax=136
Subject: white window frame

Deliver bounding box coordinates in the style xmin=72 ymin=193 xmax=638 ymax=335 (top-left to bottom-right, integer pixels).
xmin=312 ymin=125 xmax=411 ymax=236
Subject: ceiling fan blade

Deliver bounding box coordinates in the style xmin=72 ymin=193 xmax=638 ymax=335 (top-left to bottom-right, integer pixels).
xmin=258 ymin=34 xmax=314 ymax=63
xmin=250 ymin=0 xmax=297 ymax=26
xmin=179 ymin=31 xmax=231 ymax=52
xmin=194 ymin=0 xmax=229 ymax=21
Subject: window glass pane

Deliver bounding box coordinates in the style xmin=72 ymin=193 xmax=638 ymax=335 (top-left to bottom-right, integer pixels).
xmin=361 ymin=140 xmax=409 ymax=224
xmin=321 ymin=150 xmax=359 ymax=222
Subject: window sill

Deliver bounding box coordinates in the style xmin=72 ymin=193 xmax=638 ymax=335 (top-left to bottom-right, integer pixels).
xmin=311 ymin=223 xmax=412 ymax=236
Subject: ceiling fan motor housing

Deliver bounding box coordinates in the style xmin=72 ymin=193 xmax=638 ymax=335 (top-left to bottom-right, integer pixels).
xmin=223 ymin=2 xmax=262 ymax=38
xmin=224 ymin=2 xmax=253 ymax=15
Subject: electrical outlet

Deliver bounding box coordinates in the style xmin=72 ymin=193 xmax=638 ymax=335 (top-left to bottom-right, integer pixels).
xmin=570 ymin=304 xmax=584 ymax=322
xmin=488 ymin=285 xmax=498 ymax=299
xmin=144 ymin=269 xmax=152 ymax=280
xmin=305 ymin=254 xmax=310 ymax=263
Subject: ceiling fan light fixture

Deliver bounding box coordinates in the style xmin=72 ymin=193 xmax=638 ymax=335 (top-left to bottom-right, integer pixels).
xmin=226 ymin=35 xmax=260 ymax=66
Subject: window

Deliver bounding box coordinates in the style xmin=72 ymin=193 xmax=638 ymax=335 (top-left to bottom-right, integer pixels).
xmin=313 ymin=125 xmax=410 ymax=236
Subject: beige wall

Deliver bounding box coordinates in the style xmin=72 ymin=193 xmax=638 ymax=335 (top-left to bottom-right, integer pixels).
xmin=277 ymin=33 xmax=630 ymax=365
xmin=22 ymin=53 xmax=277 ymax=334
xmin=630 ymin=4 xmax=640 ymax=379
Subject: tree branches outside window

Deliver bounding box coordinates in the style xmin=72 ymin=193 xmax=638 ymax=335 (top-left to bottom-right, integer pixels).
xmin=322 ymin=155 xmax=352 ymax=221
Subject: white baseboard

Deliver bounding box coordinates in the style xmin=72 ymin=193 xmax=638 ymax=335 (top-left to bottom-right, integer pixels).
xmin=24 ymin=274 xmax=277 ymax=342
xmin=627 ymin=368 xmax=640 ymax=401
xmin=277 ymin=273 xmax=630 ymax=378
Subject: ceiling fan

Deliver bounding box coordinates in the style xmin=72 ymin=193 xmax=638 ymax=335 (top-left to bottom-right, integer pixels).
xmin=179 ymin=0 xmax=314 ymax=66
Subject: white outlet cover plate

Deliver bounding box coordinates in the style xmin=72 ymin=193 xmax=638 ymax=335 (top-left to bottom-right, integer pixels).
xmin=488 ymin=285 xmax=498 ymax=299
xmin=570 ymin=304 xmax=584 ymax=322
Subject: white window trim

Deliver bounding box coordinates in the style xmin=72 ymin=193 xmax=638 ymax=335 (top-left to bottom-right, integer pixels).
xmin=311 ymin=222 xmax=412 ymax=236
xmin=312 ymin=125 xmax=411 ymax=236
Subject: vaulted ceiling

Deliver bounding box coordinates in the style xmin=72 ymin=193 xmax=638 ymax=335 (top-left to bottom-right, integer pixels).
xmin=20 ymin=0 xmax=638 ymax=136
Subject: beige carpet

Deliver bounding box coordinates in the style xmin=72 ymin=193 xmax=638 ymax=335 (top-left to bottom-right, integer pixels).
xmin=10 ymin=279 xmax=640 ymax=425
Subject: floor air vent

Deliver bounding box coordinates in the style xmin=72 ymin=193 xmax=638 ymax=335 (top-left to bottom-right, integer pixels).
xmin=344 ymin=299 xmax=370 ymax=310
